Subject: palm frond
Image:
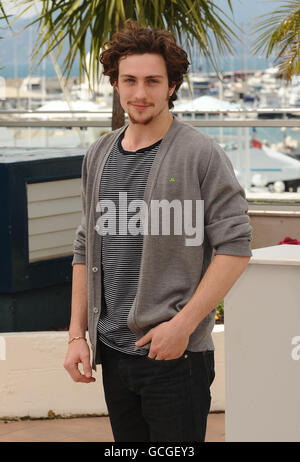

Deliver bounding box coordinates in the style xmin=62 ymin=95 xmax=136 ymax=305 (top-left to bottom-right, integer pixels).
xmin=10 ymin=0 xmax=240 ymax=85
xmin=251 ymin=0 xmax=300 ymax=81
xmin=0 ymin=1 xmax=13 ymax=69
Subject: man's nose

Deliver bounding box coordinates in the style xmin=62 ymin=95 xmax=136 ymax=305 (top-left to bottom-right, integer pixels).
xmin=134 ymin=82 xmax=148 ymax=99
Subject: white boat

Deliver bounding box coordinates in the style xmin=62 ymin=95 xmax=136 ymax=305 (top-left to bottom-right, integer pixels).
xmin=19 ymin=99 xmax=111 ymax=120
xmin=173 ymin=95 xmax=245 ymax=113
xmin=18 ymin=99 xmax=112 ymax=144
xmin=289 ymin=86 xmax=300 ymax=107
xmin=225 ymin=141 xmax=300 ymax=191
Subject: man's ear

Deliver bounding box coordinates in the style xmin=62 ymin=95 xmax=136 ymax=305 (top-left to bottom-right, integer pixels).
xmin=113 ymin=80 xmax=119 ymax=94
xmin=169 ymin=82 xmax=176 ymax=97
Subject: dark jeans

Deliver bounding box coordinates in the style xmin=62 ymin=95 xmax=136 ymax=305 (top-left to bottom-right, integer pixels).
xmin=99 ymin=340 xmax=215 ymax=442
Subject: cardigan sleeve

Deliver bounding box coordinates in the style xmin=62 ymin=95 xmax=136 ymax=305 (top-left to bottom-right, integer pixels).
xmin=200 ymin=140 xmax=253 ymax=257
xmin=72 ymin=149 xmax=89 ymax=266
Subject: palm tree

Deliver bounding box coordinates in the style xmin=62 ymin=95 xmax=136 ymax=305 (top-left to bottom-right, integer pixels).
xmin=8 ymin=0 xmax=240 ymax=129
xmin=251 ymin=0 xmax=300 ymax=82
xmin=0 ymin=1 xmax=11 ymax=69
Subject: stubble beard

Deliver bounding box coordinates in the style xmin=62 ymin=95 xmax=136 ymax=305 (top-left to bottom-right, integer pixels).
xmin=127 ymin=91 xmax=170 ymax=126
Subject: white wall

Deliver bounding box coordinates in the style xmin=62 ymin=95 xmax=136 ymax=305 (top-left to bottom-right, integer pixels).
xmin=225 ymin=245 xmax=300 ymax=442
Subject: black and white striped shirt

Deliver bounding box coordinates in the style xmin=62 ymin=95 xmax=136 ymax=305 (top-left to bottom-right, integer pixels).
xmin=97 ymin=129 xmax=162 ymax=355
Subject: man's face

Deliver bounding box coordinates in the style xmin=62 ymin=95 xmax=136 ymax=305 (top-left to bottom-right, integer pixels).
xmin=114 ymin=53 xmax=176 ymax=125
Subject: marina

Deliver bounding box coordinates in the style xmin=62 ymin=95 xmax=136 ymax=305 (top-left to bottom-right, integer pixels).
xmin=1 ymin=83 xmax=300 ymax=194
xmin=1 ymin=63 xmax=300 ymax=196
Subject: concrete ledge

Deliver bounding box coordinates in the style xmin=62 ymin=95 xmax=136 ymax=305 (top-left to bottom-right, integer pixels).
xmin=0 ymin=326 xmax=224 ymax=418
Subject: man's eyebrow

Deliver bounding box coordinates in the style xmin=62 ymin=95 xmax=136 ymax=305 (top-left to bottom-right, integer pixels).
xmin=120 ymin=74 xmax=164 ymax=78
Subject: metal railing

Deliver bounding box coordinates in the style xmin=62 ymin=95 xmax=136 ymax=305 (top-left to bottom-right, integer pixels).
xmin=0 ymin=119 xmax=299 ymax=128
xmin=0 ymin=109 xmax=300 ymax=127
xmin=1 ymin=108 xmax=300 ymax=114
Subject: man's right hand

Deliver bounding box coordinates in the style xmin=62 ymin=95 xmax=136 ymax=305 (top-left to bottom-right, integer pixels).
xmin=64 ymin=339 xmax=96 ymax=383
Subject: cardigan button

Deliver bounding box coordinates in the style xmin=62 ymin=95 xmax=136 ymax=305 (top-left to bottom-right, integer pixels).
xmin=93 ymin=307 xmax=99 ymax=314
xmin=92 ymin=266 xmax=98 ymax=272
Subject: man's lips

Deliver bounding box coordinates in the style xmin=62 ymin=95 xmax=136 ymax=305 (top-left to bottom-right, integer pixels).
xmin=131 ymin=103 xmax=151 ymax=109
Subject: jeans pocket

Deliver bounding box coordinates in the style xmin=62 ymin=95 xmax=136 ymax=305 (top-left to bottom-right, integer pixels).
xmin=145 ymin=352 xmax=189 ymax=365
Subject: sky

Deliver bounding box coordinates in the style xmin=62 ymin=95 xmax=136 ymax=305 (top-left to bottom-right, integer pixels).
xmin=218 ymin=0 xmax=282 ymax=23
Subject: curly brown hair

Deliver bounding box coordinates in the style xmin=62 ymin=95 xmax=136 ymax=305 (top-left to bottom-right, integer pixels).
xmin=99 ymin=19 xmax=190 ymax=109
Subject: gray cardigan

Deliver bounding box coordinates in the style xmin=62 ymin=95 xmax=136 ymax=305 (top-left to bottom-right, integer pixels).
xmin=72 ymin=116 xmax=253 ymax=371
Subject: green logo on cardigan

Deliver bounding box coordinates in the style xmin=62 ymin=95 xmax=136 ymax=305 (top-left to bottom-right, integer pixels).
xmin=169 ymin=177 xmax=175 ymax=182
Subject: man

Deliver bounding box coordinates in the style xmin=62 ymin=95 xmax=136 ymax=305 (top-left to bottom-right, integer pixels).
xmin=64 ymin=20 xmax=252 ymax=442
